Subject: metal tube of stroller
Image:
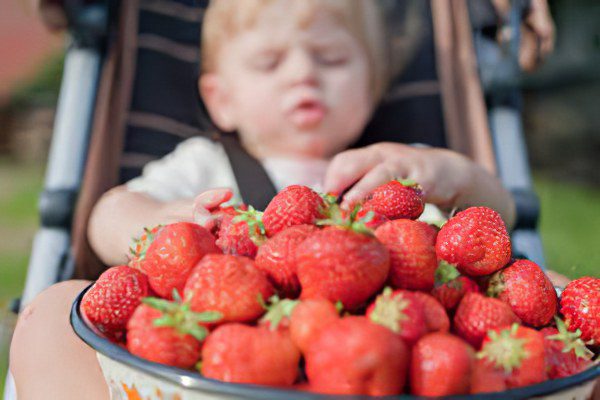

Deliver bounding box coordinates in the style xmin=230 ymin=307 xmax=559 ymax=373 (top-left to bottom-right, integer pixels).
xmin=20 ymin=45 xmax=100 ymax=309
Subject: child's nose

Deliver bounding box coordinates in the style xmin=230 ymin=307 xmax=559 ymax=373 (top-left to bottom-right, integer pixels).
xmin=283 ymin=48 xmax=318 ymax=87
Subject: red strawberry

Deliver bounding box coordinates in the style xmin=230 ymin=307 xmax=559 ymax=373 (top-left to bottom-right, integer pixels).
xmin=487 ymin=259 xmax=558 ymax=327
xmin=134 ymin=222 xmax=220 ymax=298
xmin=305 ymin=316 xmax=409 ymax=396
xmin=374 ymin=219 xmax=438 ymax=290
xmin=431 ymin=262 xmax=480 ymax=311
xmin=201 ymin=323 xmax=300 ymax=385
xmin=215 ymin=206 xmax=265 ymax=258
xmin=361 ymin=179 xmax=424 ymax=220
xmin=366 ymin=287 xmax=427 ymax=345
xmin=289 ymin=298 xmax=340 ymax=354
xmin=476 ymin=324 xmax=547 ymax=390
xmin=208 ymin=203 xmax=243 ymax=235
xmin=255 ymin=224 xmax=318 ymax=298
xmin=184 ymin=254 xmax=274 ymax=323
xmin=262 ymin=185 xmax=326 ymax=237
xmin=454 ymin=292 xmax=519 ymax=348
xmin=541 ymin=318 xmax=594 ymax=379
xmin=470 ymin=358 xmax=508 ymax=394
xmin=436 ymin=207 xmax=511 ymax=276
xmin=81 ymin=265 xmax=150 ymax=341
xmin=410 ymin=291 xmax=450 ymax=333
xmin=296 ymin=226 xmax=389 ymax=310
xmin=126 ymin=295 xmax=220 ymax=369
xmin=560 ymin=276 xmax=600 ymax=344
xmin=410 ymin=332 xmax=475 ymax=396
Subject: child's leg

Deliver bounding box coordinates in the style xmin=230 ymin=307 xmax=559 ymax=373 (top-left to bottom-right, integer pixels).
xmin=10 ymin=280 xmax=109 ymax=400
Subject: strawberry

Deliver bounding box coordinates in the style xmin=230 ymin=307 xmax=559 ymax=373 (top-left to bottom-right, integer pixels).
xmin=560 ymin=276 xmax=600 ymax=344
xmin=262 ymin=185 xmax=327 ymax=237
xmin=305 ymin=316 xmax=409 ymax=396
xmin=184 ymin=254 xmax=274 ymax=324
xmin=81 ymin=265 xmax=149 ymax=341
xmin=289 ymin=298 xmax=340 ymax=354
xmin=476 ymin=324 xmax=547 ymax=390
xmin=133 ymin=222 xmax=220 ymax=298
xmin=470 ymin=358 xmax=508 ymax=394
xmin=209 ymin=203 xmax=245 ymax=234
xmin=487 ymin=259 xmax=558 ymax=327
xmin=431 ymin=261 xmax=480 ymax=311
xmin=361 ymin=179 xmax=424 ymax=220
xmin=374 ymin=219 xmax=437 ymax=290
xmin=255 ymin=224 xmax=317 ymax=298
xmin=454 ymin=292 xmax=519 ymax=348
xmin=541 ymin=317 xmax=594 ymax=379
xmin=215 ymin=206 xmax=265 ymax=258
xmin=296 ymin=226 xmax=389 ymax=310
xmin=366 ymin=287 xmax=427 ymax=345
xmin=409 ymin=291 xmax=450 ymax=333
xmin=435 ymin=207 xmax=511 ymax=276
xmin=126 ymin=294 xmax=221 ymax=369
xmin=201 ymin=323 xmax=300 ymax=386
xmin=410 ymin=332 xmax=475 ymax=396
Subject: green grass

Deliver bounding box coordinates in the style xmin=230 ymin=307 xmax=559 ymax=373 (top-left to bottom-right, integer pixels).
xmin=534 ymin=175 xmax=600 ymax=278
xmin=0 ymin=160 xmax=43 ymax=394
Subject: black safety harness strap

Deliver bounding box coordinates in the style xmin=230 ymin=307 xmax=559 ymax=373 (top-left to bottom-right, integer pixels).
xmin=218 ymin=132 xmax=278 ymax=211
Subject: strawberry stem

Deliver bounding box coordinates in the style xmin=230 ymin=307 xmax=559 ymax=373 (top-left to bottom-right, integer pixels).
xmin=368 ymin=287 xmax=409 ymax=334
xmin=142 ymin=291 xmax=223 ymax=341
xmin=547 ymin=317 xmax=594 ymax=360
xmin=477 ymin=324 xmax=527 ymax=373
xmin=317 ymin=203 xmax=374 ymax=236
xmin=233 ymin=206 xmax=266 ymax=245
xmin=260 ymin=295 xmax=299 ymax=331
xmin=434 ymin=261 xmax=461 ymax=286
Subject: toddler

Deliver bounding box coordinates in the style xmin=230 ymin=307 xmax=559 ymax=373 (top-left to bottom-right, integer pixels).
xmin=10 ymin=1 xmax=515 ymax=399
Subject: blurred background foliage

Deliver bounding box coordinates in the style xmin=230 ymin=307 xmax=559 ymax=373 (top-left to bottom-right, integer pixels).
xmin=0 ymin=0 xmax=598 ymax=393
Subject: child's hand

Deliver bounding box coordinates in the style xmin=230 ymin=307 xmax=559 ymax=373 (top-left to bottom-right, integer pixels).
xmin=324 ymin=142 xmax=515 ymax=228
xmin=192 ymin=188 xmax=234 ymax=230
xmin=324 ymin=143 xmax=472 ymax=209
xmin=149 ymin=188 xmax=234 ymax=229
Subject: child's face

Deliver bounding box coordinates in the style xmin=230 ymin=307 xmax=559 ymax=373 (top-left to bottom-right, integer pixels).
xmin=201 ymin=1 xmax=374 ymax=159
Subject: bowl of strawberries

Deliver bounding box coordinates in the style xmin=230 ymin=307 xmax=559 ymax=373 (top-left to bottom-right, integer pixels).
xmin=71 ymin=182 xmax=600 ymax=399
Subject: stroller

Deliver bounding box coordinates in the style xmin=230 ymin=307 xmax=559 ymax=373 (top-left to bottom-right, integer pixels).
xmin=5 ymin=0 xmax=561 ymax=398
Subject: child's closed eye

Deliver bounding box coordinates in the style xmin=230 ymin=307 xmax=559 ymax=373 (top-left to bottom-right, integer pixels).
xmin=248 ymin=50 xmax=283 ymax=72
xmin=313 ymin=47 xmax=349 ymax=66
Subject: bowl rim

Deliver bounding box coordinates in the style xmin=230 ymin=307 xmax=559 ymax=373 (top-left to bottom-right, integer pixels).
xmin=71 ymin=283 xmax=600 ymax=400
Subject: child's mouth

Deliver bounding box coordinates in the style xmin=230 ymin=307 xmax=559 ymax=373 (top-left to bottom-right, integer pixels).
xmin=288 ymin=100 xmax=326 ymax=129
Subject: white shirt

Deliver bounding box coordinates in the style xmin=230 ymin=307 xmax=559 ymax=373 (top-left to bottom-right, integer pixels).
xmin=126 ymin=136 xmax=329 ymax=202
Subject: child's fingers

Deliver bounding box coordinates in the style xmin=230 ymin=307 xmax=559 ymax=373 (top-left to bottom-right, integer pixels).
xmin=193 ymin=188 xmax=233 ymax=230
xmin=340 ymin=164 xmax=393 ymax=209
xmin=323 ymin=148 xmax=380 ymax=196
xmin=193 ymin=205 xmax=216 ymax=230
xmin=194 ymin=188 xmax=233 ymax=210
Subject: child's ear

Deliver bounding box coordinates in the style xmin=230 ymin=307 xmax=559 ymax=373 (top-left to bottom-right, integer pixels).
xmin=199 ymin=73 xmax=236 ymax=132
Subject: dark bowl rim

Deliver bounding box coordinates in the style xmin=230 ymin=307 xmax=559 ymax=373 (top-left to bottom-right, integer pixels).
xmin=71 ymin=283 xmax=600 ymax=400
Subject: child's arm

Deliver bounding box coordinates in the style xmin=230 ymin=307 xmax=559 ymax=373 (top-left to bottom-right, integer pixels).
xmin=324 ymin=143 xmax=516 ymax=229
xmin=88 ymin=187 xmax=232 ymax=266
